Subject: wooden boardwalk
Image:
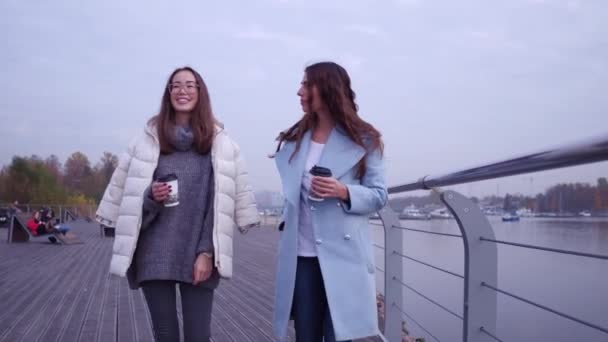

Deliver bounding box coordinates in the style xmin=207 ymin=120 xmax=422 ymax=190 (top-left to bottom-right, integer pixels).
xmin=0 ymin=220 xmax=381 ymax=342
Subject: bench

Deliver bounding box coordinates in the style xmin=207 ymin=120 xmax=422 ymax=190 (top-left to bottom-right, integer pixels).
xmin=96 ymin=215 xmax=116 ymax=237
xmin=7 ymin=213 xmax=83 ymax=245
xmin=100 ymin=224 xmax=115 ymax=237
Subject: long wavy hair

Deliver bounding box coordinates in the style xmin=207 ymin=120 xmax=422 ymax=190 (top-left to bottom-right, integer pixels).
xmin=148 ymin=66 xmax=216 ymax=154
xmin=275 ymin=61 xmax=383 ymax=178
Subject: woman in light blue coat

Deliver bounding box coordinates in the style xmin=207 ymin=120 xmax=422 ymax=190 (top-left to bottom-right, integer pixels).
xmin=272 ymin=61 xmax=388 ymax=342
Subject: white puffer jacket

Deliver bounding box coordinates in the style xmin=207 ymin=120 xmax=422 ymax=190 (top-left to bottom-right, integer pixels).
xmin=96 ymin=123 xmax=260 ymax=279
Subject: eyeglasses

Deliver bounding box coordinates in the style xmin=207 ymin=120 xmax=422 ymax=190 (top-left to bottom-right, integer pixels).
xmin=168 ymin=82 xmax=199 ymax=94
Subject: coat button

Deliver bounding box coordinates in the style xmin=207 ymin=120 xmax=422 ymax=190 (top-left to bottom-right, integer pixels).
xmin=310 ymin=206 xmax=316 ymax=211
xmin=337 ymin=202 xmax=342 ymax=207
xmin=344 ymin=234 xmax=351 ymax=240
xmin=315 ymin=239 xmax=322 ymax=245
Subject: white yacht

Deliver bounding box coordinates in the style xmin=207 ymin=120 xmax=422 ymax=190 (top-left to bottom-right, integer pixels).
xmin=399 ymin=205 xmax=430 ymax=220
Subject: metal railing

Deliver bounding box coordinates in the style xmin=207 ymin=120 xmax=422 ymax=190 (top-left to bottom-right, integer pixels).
xmin=375 ymin=134 xmax=608 ymax=342
xmin=2 ymin=203 xmax=96 ymax=221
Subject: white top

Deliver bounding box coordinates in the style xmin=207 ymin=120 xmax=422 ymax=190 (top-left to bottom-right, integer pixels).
xmin=297 ymin=141 xmax=325 ymax=256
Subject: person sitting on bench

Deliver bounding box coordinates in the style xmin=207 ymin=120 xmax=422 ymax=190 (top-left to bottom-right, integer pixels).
xmin=39 ymin=206 xmax=55 ymax=224
xmin=26 ymin=211 xmax=61 ymax=243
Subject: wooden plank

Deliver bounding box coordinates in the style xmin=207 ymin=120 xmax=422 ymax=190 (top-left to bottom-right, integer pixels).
xmin=130 ymin=288 xmax=154 ymax=342
xmin=0 ymin=245 xmax=81 ymax=339
xmin=77 ymin=273 xmax=113 ymax=341
xmin=20 ymin=239 xmax=103 ymax=342
xmin=22 ymin=238 xmax=100 ymax=341
xmin=116 ymin=277 xmax=136 ymax=342
xmin=217 ymin=281 xmax=275 ymax=331
xmin=176 ymin=289 xmax=184 ymax=342
xmin=0 ymin=246 xmax=88 ymax=341
xmin=209 ymin=309 xmax=232 ymax=342
xmin=0 ymin=225 xmax=82 ymax=290
xmin=70 ymin=225 xmax=114 ymax=342
xmin=0 ymin=222 xmax=384 ymax=342
xmin=97 ymin=274 xmax=119 ymax=342
xmin=60 ymin=241 xmax=112 ymax=342
xmin=212 ymin=298 xmax=251 ymax=342
xmin=0 ymin=246 xmax=68 ymax=303
xmin=214 ymin=293 xmax=270 ymax=341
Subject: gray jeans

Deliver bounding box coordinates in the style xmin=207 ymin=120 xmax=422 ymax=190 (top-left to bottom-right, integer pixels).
xmin=141 ymin=280 xmax=214 ymax=342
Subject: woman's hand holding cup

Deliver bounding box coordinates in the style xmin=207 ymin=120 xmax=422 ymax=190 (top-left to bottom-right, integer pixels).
xmin=309 ymin=166 xmax=349 ymax=201
xmin=151 ymin=182 xmax=172 ymax=203
xmin=311 ymin=176 xmax=349 ymax=201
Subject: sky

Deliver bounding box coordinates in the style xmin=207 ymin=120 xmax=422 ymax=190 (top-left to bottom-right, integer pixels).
xmin=1 ymin=0 xmax=607 ymax=197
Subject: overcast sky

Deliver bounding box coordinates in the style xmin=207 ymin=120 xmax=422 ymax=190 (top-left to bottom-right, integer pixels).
xmin=1 ymin=0 xmax=606 ymax=197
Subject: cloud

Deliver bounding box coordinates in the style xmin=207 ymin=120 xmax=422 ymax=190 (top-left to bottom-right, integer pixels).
xmin=341 ymin=53 xmax=365 ymax=71
xmin=528 ymin=0 xmax=582 ymax=10
xmin=243 ymin=66 xmax=268 ymax=82
xmin=392 ymin=0 xmax=422 ymax=7
xmin=343 ymin=24 xmax=391 ymax=42
xmin=567 ymin=0 xmax=582 ymax=10
xmin=232 ymin=25 xmax=318 ymax=51
xmin=2 ymin=0 xmax=607 ymax=196
xmin=469 ymin=30 xmax=491 ymax=40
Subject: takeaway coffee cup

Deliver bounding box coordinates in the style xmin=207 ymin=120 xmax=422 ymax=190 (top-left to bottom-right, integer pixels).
xmin=157 ymin=173 xmax=179 ymax=207
xmin=308 ymin=165 xmax=332 ymax=202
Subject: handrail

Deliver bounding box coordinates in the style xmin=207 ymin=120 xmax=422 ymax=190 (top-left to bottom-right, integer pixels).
xmin=481 ymin=282 xmax=608 ymax=335
xmin=388 ymin=134 xmax=608 ymax=193
xmin=375 ymin=132 xmax=608 ymax=341
xmin=480 ymin=237 xmax=608 ymax=260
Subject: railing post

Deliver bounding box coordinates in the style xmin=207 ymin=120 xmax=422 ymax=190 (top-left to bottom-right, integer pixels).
xmin=59 ymin=205 xmax=63 ymax=223
xmin=378 ymin=206 xmax=403 ymax=342
xmin=441 ymin=190 xmax=497 ymax=342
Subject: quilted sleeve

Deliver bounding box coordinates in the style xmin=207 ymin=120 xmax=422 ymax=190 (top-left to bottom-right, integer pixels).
xmin=232 ymin=140 xmax=261 ymax=232
xmin=95 ymin=138 xmax=136 ymax=227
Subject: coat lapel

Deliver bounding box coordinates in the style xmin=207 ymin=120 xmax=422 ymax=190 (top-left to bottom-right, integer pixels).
xmin=275 ymin=127 xmax=366 ymax=205
xmin=274 ymin=131 xmax=311 ymax=206
xmin=316 ymin=126 xmax=366 ymax=180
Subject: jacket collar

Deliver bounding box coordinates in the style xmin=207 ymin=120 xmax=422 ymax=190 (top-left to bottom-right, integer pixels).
xmin=275 ymin=125 xmax=365 ymax=205
xmin=144 ymin=120 xmax=225 ymax=144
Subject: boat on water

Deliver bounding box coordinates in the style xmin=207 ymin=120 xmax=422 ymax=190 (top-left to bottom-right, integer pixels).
xmin=430 ymin=208 xmax=453 ymax=219
xmin=399 ymin=205 xmax=430 ymax=220
xmin=579 ymin=210 xmax=591 ymax=217
xmin=483 ymin=208 xmax=503 ymax=216
xmin=536 ymin=212 xmax=577 ymax=218
xmin=502 ymin=212 xmax=520 ymax=222
xmin=516 ymin=208 xmax=536 ymax=218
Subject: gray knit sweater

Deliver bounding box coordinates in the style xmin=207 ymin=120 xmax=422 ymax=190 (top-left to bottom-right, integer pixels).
xmin=132 ymin=148 xmax=219 ymax=289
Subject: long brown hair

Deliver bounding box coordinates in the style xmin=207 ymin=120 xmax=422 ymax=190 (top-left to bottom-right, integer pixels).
xmin=149 ymin=67 xmax=216 ymax=154
xmin=275 ymin=61 xmax=383 ymax=178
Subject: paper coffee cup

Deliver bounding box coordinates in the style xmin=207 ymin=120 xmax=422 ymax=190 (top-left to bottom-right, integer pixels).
xmin=308 ymin=165 xmax=332 ymax=202
xmin=157 ymin=173 xmax=179 ymax=207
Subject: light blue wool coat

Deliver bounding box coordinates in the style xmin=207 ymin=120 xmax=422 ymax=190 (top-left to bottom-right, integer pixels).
xmin=272 ymin=126 xmax=388 ymax=341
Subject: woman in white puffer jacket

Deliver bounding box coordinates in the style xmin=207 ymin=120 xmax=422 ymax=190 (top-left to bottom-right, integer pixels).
xmin=96 ymin=66 xmax=260 ymax=342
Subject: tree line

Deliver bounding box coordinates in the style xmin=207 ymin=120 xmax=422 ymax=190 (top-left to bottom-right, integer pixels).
xmin=502 ymin=178 xmax=608 ymax=214
xmin=0 ymin=152 xmax=118 ymax=206
xmin=2 ymin=152 xmax=607 ymax=216
xmin=389 ymin=178 xmax=608 ymax=215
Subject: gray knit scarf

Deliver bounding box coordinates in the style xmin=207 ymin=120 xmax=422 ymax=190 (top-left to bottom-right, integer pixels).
xmin=171 ymin=125 xmax=194 ymax=151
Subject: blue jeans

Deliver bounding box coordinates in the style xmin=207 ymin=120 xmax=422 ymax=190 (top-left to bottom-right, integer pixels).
xmin=292 ymin=257 xmax=351 ymax=342
xmin=55 ymin=225 xmax=70 ymax=234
